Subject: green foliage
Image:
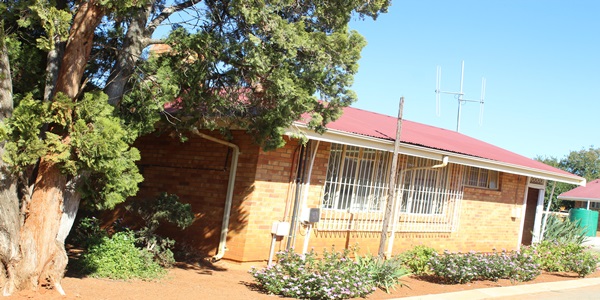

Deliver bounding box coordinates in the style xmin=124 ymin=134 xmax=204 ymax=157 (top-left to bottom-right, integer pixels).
xmin=119 ymin=55 xmax=180 ymax=139
xmin=70 ymin=194 xmax=193 ymax=277
xmin=155 ymin=0 xmax=389 ymax=150
xmin=125 ymin=193 xmax=195 ymax=267
xmin=16 ymin=0 xmax=71 ymax=51
xmin=68 ymin=217 xmax=107 ymax=249
xmin=1 ymin=92 xmax=143 ymax=209
xmin=561 ymin=147 xmax=600 ymax=180
xmin=80 ymin=230 xmax=165 ymax=280
xmin=355 ymin=254 xmax=409 ymax=293
xmin=250 ymin=246 xmax=408 ymax=299
xmin=542 ymin=214 xmax=587 ymax=245
xmin=70 ymin=192 xmax=193 ymax=269
xmin=564 ymin=250 xmax=600 ymax=277
xmin=0 ymin=94 xmax=52 ymax=167
xmin=428 ymin=250 xmax=540 ymax=284
xmin=536 ymin=147 xmax=600 ymax=211
xmin=2 ymin=2 xmax=47 ymax=100
xmin=522 ymin=241 xmax=599 ymax=277
xmin=97 ymin=0 xmax=149 ymax=12
xmin=397 ymin=245 xmax=437 ymax=275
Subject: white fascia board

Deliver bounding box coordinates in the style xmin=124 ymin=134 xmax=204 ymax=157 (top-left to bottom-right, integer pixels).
xmin=557 ymin=196 xmax=600 ymax=202
xmin=286 ymin=123 xmax=586 ymax=186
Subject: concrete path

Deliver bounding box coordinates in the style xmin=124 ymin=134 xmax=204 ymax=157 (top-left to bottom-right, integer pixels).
xmin=582 ymin=236 xmax=600 ymax=253
xmin=395 ymin=278 xmax=600 ymax=300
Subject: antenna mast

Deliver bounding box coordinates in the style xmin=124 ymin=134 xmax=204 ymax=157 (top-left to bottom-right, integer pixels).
xmin=435 ymin=61 xmax=486 ymax=132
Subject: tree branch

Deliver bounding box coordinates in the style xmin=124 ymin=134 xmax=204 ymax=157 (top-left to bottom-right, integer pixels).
xmin=146 ymin=38 xmax=167 ymax=45
xmin=147 ymin=0 xmax=201 ymax=34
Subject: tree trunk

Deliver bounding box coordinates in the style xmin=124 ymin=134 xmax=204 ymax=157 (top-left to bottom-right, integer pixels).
xmin=104 ymin=0 xmax=199 ymax=106
xmin=15 ymin=158 xmax=67 ymax=293
xmin=43 ymin=0 xmax=68 ymax=102
xmin=54 ymin=1 xmax=104 ymax=99
xmin=9 ymin=1 xmax=105 ymax=295
xmin=104 ymin=3 xmax=153 ymax=106
xmin=0 ymin=27 xmax=21 ymax=297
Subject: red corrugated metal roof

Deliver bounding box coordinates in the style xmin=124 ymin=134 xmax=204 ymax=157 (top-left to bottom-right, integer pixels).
xmin=309 ymin=106 xmax=576 ymax=177
xmin=559 ymin=179 xmax=600 ymax=201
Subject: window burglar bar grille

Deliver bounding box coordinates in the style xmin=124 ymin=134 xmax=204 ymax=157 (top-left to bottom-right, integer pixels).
xmin=396 ymin=158 xmax=464 ymax=233
xmin=319 ymin=144 xmax=464 ymax=233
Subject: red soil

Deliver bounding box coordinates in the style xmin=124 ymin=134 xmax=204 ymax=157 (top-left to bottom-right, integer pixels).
xmin=9 ymin=260 xmax=600 ymax=300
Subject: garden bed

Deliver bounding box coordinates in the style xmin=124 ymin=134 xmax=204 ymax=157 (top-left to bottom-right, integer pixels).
xmin=10 ymin=259 xmax=600 ymax=300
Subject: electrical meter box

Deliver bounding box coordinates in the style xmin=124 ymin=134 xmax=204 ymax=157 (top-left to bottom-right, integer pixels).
xmin=301 ymin=208 xmax=321 ymax=223
xmin=271 ymin=221 xmax=290 ymax=236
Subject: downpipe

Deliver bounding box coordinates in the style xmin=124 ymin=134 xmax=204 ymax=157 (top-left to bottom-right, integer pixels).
xmin=191 ymin=128 xmax=240 ymax=262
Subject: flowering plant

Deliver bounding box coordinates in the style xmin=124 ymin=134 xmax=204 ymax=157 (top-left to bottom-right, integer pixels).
xmin=250 ymin=246 xmax=408 ymax=299
xmin=428 ymin=249 xmax=540 ymax=284
xmin=522 ymin=241 xmax=599 ymax=277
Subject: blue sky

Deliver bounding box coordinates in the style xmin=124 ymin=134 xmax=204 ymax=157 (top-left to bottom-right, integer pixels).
xmin=347 ymin=0 xmax=599 ymax=159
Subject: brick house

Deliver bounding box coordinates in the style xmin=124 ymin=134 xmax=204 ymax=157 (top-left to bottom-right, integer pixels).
xmin=134 ymin=106 xmax=584 ymax=262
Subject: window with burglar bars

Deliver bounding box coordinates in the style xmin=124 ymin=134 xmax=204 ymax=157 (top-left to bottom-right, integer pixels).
xmin=464 ymin=166 xmax=499 ymax=190
xmin=319 ymin=143 xmax=464 ymax=233
xmin=400 ymin=157 xmax=448 ymax=215
xmin=322 ymin=144 xmax=391 ymax=211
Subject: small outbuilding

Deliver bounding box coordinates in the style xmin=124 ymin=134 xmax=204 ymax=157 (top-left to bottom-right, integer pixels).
xmin=558 ymin=179 xmax=600 ymax=236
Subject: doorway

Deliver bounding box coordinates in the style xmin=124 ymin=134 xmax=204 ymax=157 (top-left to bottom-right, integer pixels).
xmin=521 ymin=188 xmax=539 ymax=245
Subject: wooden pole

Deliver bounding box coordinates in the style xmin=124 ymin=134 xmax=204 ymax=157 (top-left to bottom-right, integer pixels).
xmin=378 ymin=97 xmax=404 ymax=258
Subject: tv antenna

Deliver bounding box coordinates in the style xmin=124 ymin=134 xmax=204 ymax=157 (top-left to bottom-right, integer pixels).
xmin=435 ymin=60 xmax=486 ymax=132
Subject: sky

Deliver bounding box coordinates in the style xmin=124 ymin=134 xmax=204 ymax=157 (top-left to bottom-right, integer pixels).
xmin=346 ymin=0 xmax=600 ymax=160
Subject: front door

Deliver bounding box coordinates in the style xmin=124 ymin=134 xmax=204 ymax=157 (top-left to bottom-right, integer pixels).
xmin=521 ymin=188 xmax=539 ymax=245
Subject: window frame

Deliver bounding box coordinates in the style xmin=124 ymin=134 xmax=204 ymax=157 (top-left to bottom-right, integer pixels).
xmin=399 ymin=158 xmax=448 ymax=215
xmin=318 ymin=143 xmax=465 ymax=233
xmin=321 ymin=144 xmax=391 ymax=212
xmin=464 ymin=166 xmax=500 ymax=190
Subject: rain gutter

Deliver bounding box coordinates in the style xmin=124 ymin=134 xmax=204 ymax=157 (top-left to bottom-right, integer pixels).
xmin=286 ymin=124 xmax=585 ymax=186
xmin=191 ymin=128 xmax=240 ymax=261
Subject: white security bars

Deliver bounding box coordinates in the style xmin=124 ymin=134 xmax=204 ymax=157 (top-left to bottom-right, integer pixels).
xmin=319 ymin=144 xmax=464 ymax=233
xmin=322 ymin=144 xmax=392 ymax=212
xmin=395 ymin=157 xmax=464 ymax=233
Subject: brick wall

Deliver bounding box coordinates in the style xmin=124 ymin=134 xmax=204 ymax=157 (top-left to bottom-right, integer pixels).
xmin=134 ymin=130 xmax=260 ymax=260
xmin=234 ymin=137 xmax=301 ymax=261
xmin=292 ymin=172 xmax=528 ymax=257
xmin=135 ymin=133 xmax=531 ymax=262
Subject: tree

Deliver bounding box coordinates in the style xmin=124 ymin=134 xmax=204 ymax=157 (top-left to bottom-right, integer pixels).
xmin=0 ymin=0 xmax=390 ymax=295
xmin=536 ymin=146 xmax=600 ymax=211
xmin=0 ymin=20 xmax=21 ymax=297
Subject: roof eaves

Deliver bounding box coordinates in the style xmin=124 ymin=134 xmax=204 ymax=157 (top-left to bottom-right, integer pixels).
xmin=287 ymin=122 xmax=586 ymax=186
xmin=557 ymin=196 xmax=600 ymax=202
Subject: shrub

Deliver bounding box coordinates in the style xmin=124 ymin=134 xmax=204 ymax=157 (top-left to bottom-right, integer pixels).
xmin=428 ymin=251 xmax=477 ymax=284
xmin=542 ymin=215 xmax=587 ymax=245
xmin=355 ymin=254 xmax=409 ymax=293
xmin=73 ymin=193 xmax=194 ymax=279
xmin=428 ymin=250 xmax=540 ymax=284
xmin=68 ymin=216 xmax=107 ymax=248
xmin=397 ymin=245 xmax=437 ymax=275
xmin=250 ymin=247 xmax=408 ymax=299
xmin=125 ymin=193 xmax=195 ymax=267
xmin=522 ymin=241 xmax=599 ymax=277
xmin=509 ymin=250 xmax=542 ymax=282
xmin=565 ymin=251 xmax=600 ymax=277
xmin=80 ymin=231 xmax=165 ymax=280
